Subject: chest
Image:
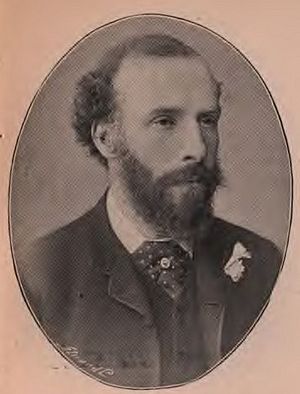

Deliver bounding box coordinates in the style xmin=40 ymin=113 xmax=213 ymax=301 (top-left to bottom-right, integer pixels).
xmin=53 ymin=270 xmax=224 ymax=387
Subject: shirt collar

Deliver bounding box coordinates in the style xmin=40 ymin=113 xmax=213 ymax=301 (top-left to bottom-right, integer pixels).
xmin=106 ymin=188 xmax=193 ymax=256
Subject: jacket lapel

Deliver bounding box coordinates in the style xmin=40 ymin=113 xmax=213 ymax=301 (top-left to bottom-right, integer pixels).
xmin=90 ymin=195 xmax=153 ymax=324
xmin=194 ymin=231 xmax=228 ymax=366
xmin=107 ymin=249 xmax=153 ymax=325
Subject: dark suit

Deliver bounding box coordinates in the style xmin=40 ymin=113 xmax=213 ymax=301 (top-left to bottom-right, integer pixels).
xmin=18 ymin=195 xmax=281 ymax=388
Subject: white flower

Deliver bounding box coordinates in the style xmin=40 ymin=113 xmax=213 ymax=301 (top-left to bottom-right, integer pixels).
xmin=224 ymin=242 xmax=251 ymax=282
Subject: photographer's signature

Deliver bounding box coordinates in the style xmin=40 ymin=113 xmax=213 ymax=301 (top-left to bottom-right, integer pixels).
xmin=59 ymin=345 xmax=114 ymax=378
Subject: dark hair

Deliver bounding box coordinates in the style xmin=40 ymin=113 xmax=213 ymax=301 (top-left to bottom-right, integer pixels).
xmin=72 ymin=34 xmax=216 ymax=166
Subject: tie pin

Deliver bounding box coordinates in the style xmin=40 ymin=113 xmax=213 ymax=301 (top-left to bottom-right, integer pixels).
xmin=160 ymin=257 xmax=171 ymax=269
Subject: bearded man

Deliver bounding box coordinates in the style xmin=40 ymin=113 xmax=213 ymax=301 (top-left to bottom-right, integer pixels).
xmin=20 ymin=34 xmax=282 ymax=388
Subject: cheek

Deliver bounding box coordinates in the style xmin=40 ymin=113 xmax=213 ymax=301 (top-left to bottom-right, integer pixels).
xmin=149 ymin=135 xmax=183 ymax=166
xmin=203 ymin=131 xmax=219 ymax=166
xmin=124 ymin=128 xmax=180 ymax=171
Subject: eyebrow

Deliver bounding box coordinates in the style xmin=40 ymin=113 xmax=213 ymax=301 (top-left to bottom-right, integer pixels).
xmin=148 ymin=107 xmax=185 ymax=119
xmin=147 ymin=105 xmax=221 ymax=119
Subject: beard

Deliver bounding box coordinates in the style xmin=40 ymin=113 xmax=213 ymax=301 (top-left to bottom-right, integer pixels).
xmin=119 ymin=149 xmax=223 ymax=239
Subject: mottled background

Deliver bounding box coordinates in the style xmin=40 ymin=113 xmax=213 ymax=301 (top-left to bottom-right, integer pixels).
xmin=10 ymin=15 xmax=291 ymax=252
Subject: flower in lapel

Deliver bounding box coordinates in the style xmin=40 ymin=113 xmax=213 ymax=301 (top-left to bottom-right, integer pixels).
xmin=224 ymin=242 xmax=251 ymax=282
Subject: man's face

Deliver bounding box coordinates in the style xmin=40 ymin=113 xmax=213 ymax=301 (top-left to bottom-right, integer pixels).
xmin=113 ymin=55 xmax=222 ymax=235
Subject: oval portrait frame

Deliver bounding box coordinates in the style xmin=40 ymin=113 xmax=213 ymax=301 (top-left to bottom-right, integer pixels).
xmin=8 ymin=13 xmax=293 ymax=389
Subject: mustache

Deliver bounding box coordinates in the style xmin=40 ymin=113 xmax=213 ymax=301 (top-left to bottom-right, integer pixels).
xmin=156 ymin=162 xmax=223 ymax=188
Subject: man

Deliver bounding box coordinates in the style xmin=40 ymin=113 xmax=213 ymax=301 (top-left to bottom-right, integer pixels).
xmin=19 ymin=34 xmax=282 ymax=388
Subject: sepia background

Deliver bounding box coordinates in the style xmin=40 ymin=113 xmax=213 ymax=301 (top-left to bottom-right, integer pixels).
xmin=9 ymin=15 xmax=291 ymax=253
xmin=1 ymin=1 xmax=299 ymax=394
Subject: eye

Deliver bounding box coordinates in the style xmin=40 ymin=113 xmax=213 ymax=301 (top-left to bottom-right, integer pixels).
xmin=152 ymin=116 xmax=176 ymax=129
xmin=199 ymin=114 xmax=219 ymax=128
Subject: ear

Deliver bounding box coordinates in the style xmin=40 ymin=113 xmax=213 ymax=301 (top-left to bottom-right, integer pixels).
xmin=91 ymin=121 xmax=119 ymax=160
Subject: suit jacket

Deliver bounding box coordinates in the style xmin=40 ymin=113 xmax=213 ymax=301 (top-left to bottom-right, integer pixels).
xmin=18 ymin=195 xmax=282 ymax=388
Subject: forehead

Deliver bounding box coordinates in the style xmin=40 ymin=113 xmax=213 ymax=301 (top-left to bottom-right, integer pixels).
xmin=113 ymin=55 xmax=219 ymax=114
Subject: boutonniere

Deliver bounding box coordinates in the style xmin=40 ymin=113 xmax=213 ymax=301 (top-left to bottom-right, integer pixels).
xmin=224 ymin=242 xmax=251 ymax=282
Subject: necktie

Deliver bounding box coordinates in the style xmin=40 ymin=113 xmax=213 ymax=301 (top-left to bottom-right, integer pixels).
xmin=132 ymin=240 xmax=205 ymax=385
xmin=132 ymin=240 xmax=193 ymax=300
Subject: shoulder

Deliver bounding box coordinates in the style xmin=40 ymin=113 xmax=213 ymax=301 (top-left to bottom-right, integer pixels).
xmin=19 ymin=202 xmax=102 ymax=274
xmin=22 ymin=196 xmax=110 ymax=263
xmin=211 ymin=217 xmax=281 ymax=252
xmin=17 ymin=198 xmax=111 ymax=320
xmin=210 ymin=217 xmax=282 ymax=272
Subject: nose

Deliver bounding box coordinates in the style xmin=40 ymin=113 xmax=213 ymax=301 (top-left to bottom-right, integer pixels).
xmin=181 ymin=121 xmax=207 ymax=163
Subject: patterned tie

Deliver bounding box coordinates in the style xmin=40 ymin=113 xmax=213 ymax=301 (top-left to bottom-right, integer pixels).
xmin=132 ymin=240 xmax=193 ymax=300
